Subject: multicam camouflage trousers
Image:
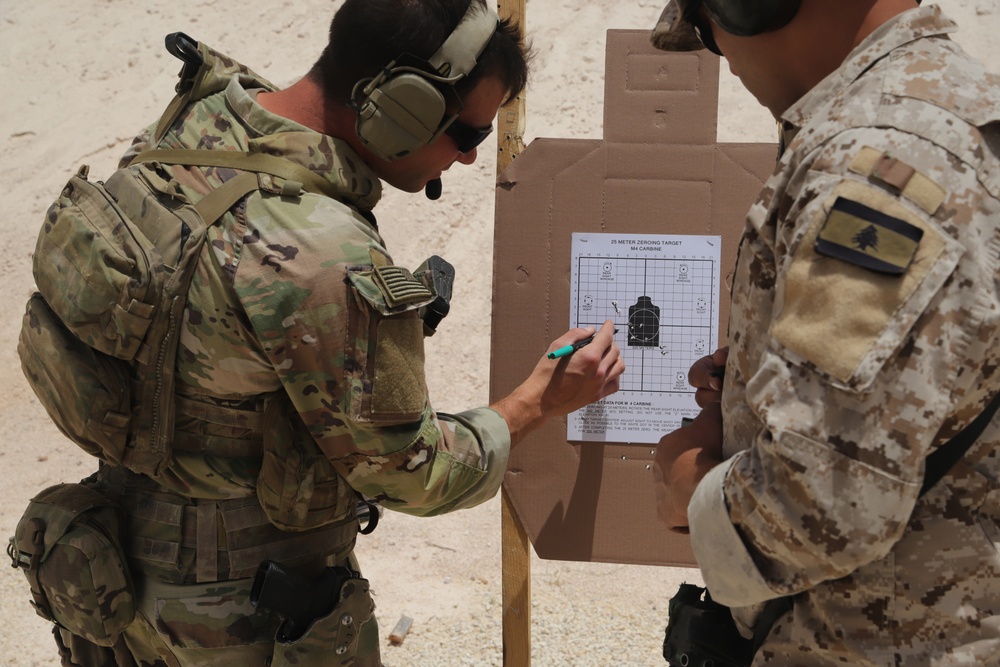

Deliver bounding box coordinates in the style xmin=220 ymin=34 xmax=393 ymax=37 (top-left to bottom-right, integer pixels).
xmin=56 ymin=570 xmax=382 ymax=667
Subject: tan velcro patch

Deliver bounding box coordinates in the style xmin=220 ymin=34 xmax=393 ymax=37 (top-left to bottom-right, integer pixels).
xmin=848 ymin=146 xmax=947 ymax=215
xmin=371 ymin=318 xmax=427 ymax=417
xmin=369 ymin=248 xmax=391 ymax=267
xmin=770 ymin=180 xmax=960 ymax=388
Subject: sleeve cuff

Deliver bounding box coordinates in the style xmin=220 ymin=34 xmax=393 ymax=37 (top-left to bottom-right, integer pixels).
xmin=688 ymin=454 xmax=777 ymax=607
xmin=442 ymin=407 xmax=511 ymax=501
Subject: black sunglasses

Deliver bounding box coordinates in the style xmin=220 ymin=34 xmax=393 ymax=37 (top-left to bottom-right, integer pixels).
xmin=444 ymin=118 xmax=494 ymax=154
xmin=682 ymin=1 xmax=723 ymax=56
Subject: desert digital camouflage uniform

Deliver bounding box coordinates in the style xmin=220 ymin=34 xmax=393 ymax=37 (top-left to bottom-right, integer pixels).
xmin=686 ymin=5 xmax=1000 ymax=665
xmin=87 ymin=45 xmax=511 ymax=667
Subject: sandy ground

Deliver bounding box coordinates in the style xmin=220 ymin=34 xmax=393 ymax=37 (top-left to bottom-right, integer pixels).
xmin=1 ymin=1 xmax=998 ymax=665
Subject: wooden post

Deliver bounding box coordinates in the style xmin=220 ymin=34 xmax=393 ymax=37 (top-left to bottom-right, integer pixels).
xmin=495 ymin=1 xmax=530 ymax=665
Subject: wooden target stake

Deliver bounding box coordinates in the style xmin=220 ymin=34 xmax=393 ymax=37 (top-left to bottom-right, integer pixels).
xmin=495 ymin=1 xmax=531 ymax=665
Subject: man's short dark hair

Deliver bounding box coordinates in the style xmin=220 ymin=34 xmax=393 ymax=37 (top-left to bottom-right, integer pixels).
xmin=311 ymin=0 xmax=530 ymax=106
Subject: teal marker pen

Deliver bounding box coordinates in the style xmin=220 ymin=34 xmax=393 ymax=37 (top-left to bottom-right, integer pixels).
xmin=547 ymin=335 xmax=595 ymax=359
xmin=547 ymin=328 xmax=618 ymax=359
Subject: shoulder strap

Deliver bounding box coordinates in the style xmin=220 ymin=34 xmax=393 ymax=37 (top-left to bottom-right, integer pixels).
xmin=190 ymin=171 xmax=261 ymax=224
xmin=129 ymin=149 xmax=340 ymax=200
xmin=920 ymin=391 xmax=1000 ymax=496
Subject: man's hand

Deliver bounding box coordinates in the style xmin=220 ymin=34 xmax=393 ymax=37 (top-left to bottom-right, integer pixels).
xmin=492 ymin=320 xmax=624 ymax=447
xmin=652 ymin=401 xmax=724 ymax=534
xmin=688 ymin=346 xmax=728 ymax=407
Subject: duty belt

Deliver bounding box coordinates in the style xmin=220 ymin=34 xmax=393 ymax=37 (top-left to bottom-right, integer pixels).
xmin=97 ymin=466 xmax=359 ymax=584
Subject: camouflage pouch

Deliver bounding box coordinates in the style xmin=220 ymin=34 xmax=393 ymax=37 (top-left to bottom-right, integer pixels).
xmin=19 ymin=295 xmax=132 ymax=464
xmin=19 ymin=161 xmax=198 ymax=475
xmin=257 ymin=392 xmax=355 ymax=532
xmin=345 ymin=264 xmax=436 ymax=425
xmin=33 ymin=166 xmax=163 ymax=361
xmin=8 ymin=482 xmax=135 ymax=646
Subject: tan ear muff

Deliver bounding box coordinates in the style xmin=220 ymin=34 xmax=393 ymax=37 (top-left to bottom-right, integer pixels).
xmin=353 ymin=1 xmax=499 ymax=161
xmin=355 ymin=72 xmax=448 ymax=161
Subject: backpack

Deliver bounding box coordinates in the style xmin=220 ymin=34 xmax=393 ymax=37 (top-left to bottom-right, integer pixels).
xmin=18 ymin=33 xmax=338 ymax=477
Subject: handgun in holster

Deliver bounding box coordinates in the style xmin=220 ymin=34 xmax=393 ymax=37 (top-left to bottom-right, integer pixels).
xmin=250 ymin=560 xmax=355 ymax=643
xmin=662 ymin=583 xmax=753 ymax=667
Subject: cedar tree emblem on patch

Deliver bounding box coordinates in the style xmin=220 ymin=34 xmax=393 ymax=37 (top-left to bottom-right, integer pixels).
xmin=852 ymin=224 xmax=880 ymax=252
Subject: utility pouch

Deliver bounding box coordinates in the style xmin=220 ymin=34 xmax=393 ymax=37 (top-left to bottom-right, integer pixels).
xmin=33 ymin=166 xmax=162 ymax=361
xmin=257 ymin=392 xmax=355 ymax=532
xmin=19 ymin=294 xmax=132 ymax=465
xmin=8 ymin=482 xmax=135 ymax=646
xmin=20 ymin=160 xmax=200 ymax=476
xmin=662 ymin=583 xmax=753 ymax=667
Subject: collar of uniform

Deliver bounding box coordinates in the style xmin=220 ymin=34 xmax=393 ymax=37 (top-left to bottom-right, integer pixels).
xmin=223 ymin=76 xmax=383 ymax=212
xmin=780 ymin=4 xmax=957 ymax=134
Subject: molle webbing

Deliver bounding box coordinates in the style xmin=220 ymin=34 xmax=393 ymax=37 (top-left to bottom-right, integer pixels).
xmin=97 ymin=468 xmax=358 ymax=584
xmin=170 ymin=394 xmax=265 ymax=458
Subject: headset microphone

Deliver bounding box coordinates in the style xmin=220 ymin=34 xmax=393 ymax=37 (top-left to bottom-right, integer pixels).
xmin=425 ymin=178 xmax=443 ymax=200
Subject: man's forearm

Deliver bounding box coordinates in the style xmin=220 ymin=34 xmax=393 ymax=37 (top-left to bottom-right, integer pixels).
xmin=490 ymin=384 xmax=546 ymax=449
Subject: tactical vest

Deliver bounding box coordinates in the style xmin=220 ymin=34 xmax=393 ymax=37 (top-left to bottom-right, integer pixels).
xmin=18 ymin=33 xmax=358 ymax=555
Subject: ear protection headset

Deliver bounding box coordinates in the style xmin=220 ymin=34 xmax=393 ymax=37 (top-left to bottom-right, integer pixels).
xmin=698 ymin=0 xmax=801 ymax=37
xmin=352 ymin=1 xmax=500 ymax=161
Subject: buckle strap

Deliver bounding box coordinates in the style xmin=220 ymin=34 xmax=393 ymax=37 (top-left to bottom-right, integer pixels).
xmin=196 ymin=502 xmax=219 ymax=583
xmin=191 ymin=171 xmax=260 ymax=225
xmin=9 ymin=518 xmax=51 ymax=620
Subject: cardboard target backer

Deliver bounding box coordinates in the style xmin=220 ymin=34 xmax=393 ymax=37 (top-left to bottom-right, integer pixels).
xmin=491 ymin=30 xmax=778 ymax=566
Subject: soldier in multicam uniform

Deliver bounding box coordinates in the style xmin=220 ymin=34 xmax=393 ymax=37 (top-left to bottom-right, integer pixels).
xmin=650 ymin=0 xmax=1000 ymax=664
xmin=38 ymin=0 xmax=624 ymax=665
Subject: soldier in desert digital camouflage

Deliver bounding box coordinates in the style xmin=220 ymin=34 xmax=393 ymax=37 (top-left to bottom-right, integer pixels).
xmin=651 ymin=0 xmax=1000 ymax=664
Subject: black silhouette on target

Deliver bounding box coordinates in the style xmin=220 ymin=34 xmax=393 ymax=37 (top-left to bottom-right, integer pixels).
xmin=627 ymin=296 xmax=660 ymax=347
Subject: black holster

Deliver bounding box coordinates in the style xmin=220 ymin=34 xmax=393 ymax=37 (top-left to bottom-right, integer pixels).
xmin=663 ymin=583 xmax=793 ymax=667
xmin=662 ymin=583 xmax=753 ymax=667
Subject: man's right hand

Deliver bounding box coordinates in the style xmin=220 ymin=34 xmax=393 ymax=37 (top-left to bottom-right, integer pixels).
xmin=653 ymin=401 xmax=724 ymax=533
xmin=688 ymin=346 xmax=728 ymax=407
xmin=491 ymin=320 xmax=625 ymax=447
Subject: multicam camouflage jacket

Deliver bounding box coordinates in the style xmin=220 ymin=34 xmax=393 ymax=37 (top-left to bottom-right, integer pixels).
xmin=120 ymin=50 xmax=510 ymax=517
xmin=688 ymin=6 xmax=1000 ymax=665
